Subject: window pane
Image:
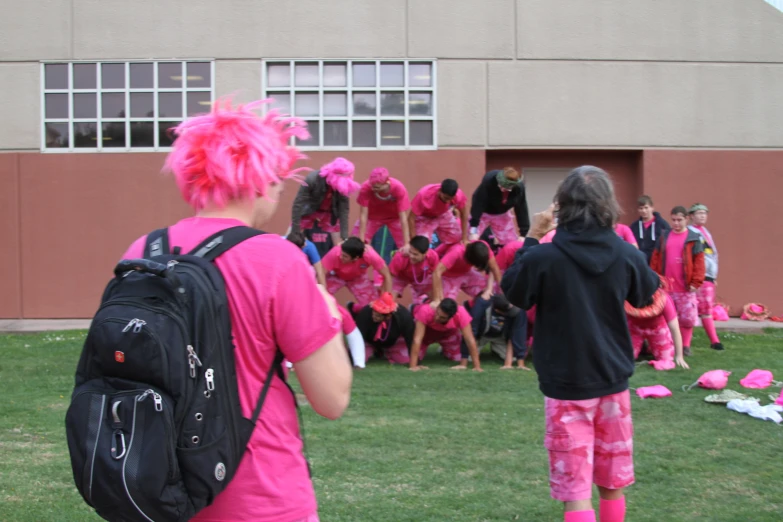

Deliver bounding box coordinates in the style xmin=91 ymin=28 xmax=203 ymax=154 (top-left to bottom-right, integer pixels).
xmin=158 ymin=92 xmax=183 ymax=118
xmin=294 ymin=93 xmax=319 ymax=117
xmin=44 ymin=64 xmax=68 ymax=89
xmin=45 ymin=122 xmax=69 ymax=148
xmin=323 ymin=93 xmax=347 ymax=116
xmin=408 ymin=92 xmax=433 ymax=116
xmin=297 ymin=121 xmax=320 ymax=147
xmin=380 ymin=121 xmax=404 ymax=146
xmin=130 ymin=122 xmax=155 ymax=147
xmin=323 ymin=63 xmax=347 ymax=87
xmin=187 ymin=62 xmax=211 ymax=88
xmin=267 ymin=63 xmax=290 ymax=87
xmin=352 ymin=62 xmax=375 ymax=87
xmin=159 ymin=121 xmax=180 ymax=147
xmin=268 ymin=92 xmax=291 ymax=114
xmin=101 ymin=93 xmax=125 ymax=118
xmin=102 ymin=63 xmax=125 ymax=89
xmin=409 ymin=62 xmax=432 ymax=87
xmin=73 ymin=93 xmax=97 ymax=118
xmin=73 ymin=121 xmax=98 ymax=148
xmin=380 ymin=62 xmax=404 ymax=87
xmin=323 ymin=121 xmax=348 ymax=146
xmin=294 ymin=62 xmax=319 ymax=87
xmin=353 ymin=92 xmax=376 ymax=116
xmin=101 ymin=122 xmax=126 ymax=148
xmin=73 ymin=63 xmax=97 ymax=89
xmin=130 ymin=92 xmax=154 ymax=118
xmin=158 ymin=62 xmax=182 ymax=88
xmin=410 ymin=121 xmax=434 ymax=146
xmin=352 ymin=121 xmax=376 ymax=148
xmin=45 ymin=93 xmax=68 ymax=119
xmin=380 ymin=92 xmax=404 ymax=116
xmin=187 ymin=91 xmax=212 ymax=116
xmin=129 ymin=63 xmax=154 ymax=88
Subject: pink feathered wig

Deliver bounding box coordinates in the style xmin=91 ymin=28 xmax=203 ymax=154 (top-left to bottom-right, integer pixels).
xmin=163 ymin=97 xmax=310 ymax=211
xmin=369 ymin=167 xmax=390 ymax=185
xmin=319 ymin=157 xmax=360 ymax=196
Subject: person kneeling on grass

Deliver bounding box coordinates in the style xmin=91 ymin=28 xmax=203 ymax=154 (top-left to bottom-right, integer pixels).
xmin=502 ymin=166 xmax=659 ymax=522
xmin=409 ymin=298 xmax=482 ymax=372
xmin=351 ymin=292 xmax=415 ymax=366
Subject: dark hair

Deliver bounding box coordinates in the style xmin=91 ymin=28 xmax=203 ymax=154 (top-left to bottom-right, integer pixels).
xmin=439 ymin=298 xmax=458 ymax=319
xmin=286 ymin=231 xmax=305 ymax=248
xmin=671 ymin=206 xmax=688 ymax=217
xmin=637 ymin=195 xmax=654 ymax=207
xmin=464 ymin=241 xmax=490 ymax=271
xmin=440 ymin=179 xmax=459 ymax=197
xmin=409 ymin=235 xmax=430 ymax=254
xmin=341 ymin=237 xmax=365 ymax=258
xmin=555 ymin=166 xmax=620 ymax=229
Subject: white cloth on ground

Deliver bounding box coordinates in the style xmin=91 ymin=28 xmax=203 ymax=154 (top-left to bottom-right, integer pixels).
xmin=726 ymin=398 xmax=783 ymax=424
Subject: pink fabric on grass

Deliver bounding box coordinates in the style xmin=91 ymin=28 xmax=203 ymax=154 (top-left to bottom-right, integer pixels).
xmin=696 ymin=370 xmax=731 ymax=390
xmin=712 ymin=303 xmax=730 ymax=321
xmin=636 ymin=385 xmax=672 ymax=399
xmin=739 ymin=369 xmax=774 ymax=389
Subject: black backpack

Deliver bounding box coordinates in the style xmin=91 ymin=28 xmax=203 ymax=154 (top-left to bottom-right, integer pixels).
xmin=65 ymin=225 xmax=286 ymax=522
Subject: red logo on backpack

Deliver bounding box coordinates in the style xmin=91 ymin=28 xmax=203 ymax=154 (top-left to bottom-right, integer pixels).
xmin=115 ymin=351 xmax=125 ymax=363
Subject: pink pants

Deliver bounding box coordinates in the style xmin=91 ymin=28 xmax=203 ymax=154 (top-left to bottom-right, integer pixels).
xmin=442 ymin=269 xmax=488 ymax=300
xmin=670 ymin=291 xmax=699 ymax=328
xmin=544 ymin=390 xmax=634 ymax=502
xmin=629 ymin=317 xmax=674 ymax=362
xmin=391 ymin=276 xmax=432 ymax=304
xmin=414 ymin=212 xmax=462 ymax=245
xmin=299 ymin=211 xmax=340 ymax=233
xmin=365 ymin=337 xmax=410 ymax=365
xmin=477 ymin=210 xmax=518 ymax=245
xmin=326 ymin=273 xmax=379 ymax=309
xmin=420 ymin=328 xmax=462 ymax=361
xmin=352 ymin=218 xmax=405 ymax=247
xmin=697 ymin=281 xmax=716 ymax=317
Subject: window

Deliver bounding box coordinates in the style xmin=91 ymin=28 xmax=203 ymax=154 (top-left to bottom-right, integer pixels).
xmin=41 ymin=60 xmax=214 ymax=152
xmin=262 ymin=60 xmax=436 ymax=150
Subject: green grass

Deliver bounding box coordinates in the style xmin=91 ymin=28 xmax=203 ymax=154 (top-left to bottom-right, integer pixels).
xmin=1 ymin=330 xmax=782 ymax=522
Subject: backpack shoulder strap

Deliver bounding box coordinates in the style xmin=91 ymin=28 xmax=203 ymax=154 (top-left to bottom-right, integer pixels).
xmin=144 ymin=227 xmax=170 ymax=258
xmin=188 ymin=225 xmax=265 ymax=262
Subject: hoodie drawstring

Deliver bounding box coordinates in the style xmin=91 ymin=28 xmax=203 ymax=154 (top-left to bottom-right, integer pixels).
xmin=652 ymin=221 xmax=656 ymax=241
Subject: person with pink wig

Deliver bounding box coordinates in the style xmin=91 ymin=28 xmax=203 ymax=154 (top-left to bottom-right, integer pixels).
xmin=408 ymin=179 xmax=470 ymax=246
xmin=121 ymin=98 xmax=353 ymax=522
xmin=291 ymin=156 xmax=360 ymax=246
xmin=353 ymin=167 xmax=411 ymax=249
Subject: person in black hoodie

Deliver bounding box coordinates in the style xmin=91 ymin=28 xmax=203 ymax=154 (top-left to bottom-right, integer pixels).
xmin=501 ymin=166 xmax=659 ymax=522
xmin=468 ymin=167 xmax=530 ymax=246
xmin=630 ymin=195 xmax=670 ymax=263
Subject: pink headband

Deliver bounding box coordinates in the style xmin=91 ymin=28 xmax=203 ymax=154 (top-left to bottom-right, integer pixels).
xmin=369 ymin=167 xmax=390 ymax=185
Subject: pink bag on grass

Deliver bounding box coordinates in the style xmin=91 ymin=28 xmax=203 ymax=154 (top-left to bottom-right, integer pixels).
xmin=636 ymin=385 xmax=672 ymax=399
xmin=684 ymin=370 xmax=731 ymax=391
xmin=739 ymin=369 xmax=774 ymax=389
xmin=649 ymin=360 xmax=676 ymax=371
xmin=712 ymin=304 xmax=729 ymax=322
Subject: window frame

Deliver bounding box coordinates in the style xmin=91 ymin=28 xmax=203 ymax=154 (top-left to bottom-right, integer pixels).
xmin=261 ymin=59 xmax=438 ymax=151
xmin=40 ymin=59 xmax=216 ymax=153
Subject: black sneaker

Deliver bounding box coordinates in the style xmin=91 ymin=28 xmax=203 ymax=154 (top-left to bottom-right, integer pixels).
xmin=711 ymin=342 xmax=725 ymax=351
xmin=684 ymin=347 xmax=692 ymax=357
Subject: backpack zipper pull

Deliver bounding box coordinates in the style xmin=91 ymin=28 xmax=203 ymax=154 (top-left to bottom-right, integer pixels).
xmin=122 ymin=319 xmax=138 ymax=332
xmin=187 ymin=345 xmax=202 ymax=379
xmin=132 ymin=320 xmax=146 ymax=333
xmin=152 ymin=392 xmax=163 ymax=412
xmin=205 ymin=368 xmax=215 ymax=392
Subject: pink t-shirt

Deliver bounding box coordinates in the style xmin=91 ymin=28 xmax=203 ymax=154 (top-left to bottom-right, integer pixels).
xmin=414 ymin=302 xmax=472 ymax=333
xmin=614 ymin=224 xmax=638 ymax=246
xmin=389 ymin=249 xmax=439 ymax=283
xmin=122 ymin=217 xmax=340 ymax=522
xmin=438 ymin=240 xmax=495 ymax=277
xmin=643 ymin=219 xmax=654 ymax=229
xmin=631 ymin=293 xmax=676 ymax=329
xmin=411 ymin=184 xmax=467 ymax=218
xmin=665 ymin=229 xmax=689 ymax=292
xmin=356 ymin=178 xmax=411 ymax=222
xmin=321 ymin=244 xmax=386 ymax=281
xmin=539 ymin=229 xmax=556 ymax=244
xmin=496 ymin=240 xmax=524 ymax=272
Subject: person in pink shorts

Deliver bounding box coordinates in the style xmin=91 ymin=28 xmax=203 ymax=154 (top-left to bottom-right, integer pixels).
xmin=502 ymin=166 xmax=659 ymax=522
xmin=408 ymin=179 xmax=469 ymax=246
xmin=409 ymin=298 xmax=482 ymax=369
xmin=322 ymin=237 xmax=392 ymax=312
xmin=122 ymin=98 xmax=353 ymax=521
xmin=468 ymin=167 xmax=530 ymax=245
xmin=688 ymin=203 xmax=725 ymax=351
xmin=432 ymin=240 xmax=503 ymax=301
xmin=353 ymin=167 xmax=411 ymax=249
xmin=388 ymin=235 xmax=439 ymax=303
xmin=351 ymin=292 xmax=415 ymax=365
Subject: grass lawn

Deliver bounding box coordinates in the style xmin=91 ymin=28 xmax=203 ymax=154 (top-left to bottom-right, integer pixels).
xmin=1 ymin=329 xmax=782 ymax=521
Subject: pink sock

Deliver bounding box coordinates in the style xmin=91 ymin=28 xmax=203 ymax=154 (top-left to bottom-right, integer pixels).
xmin=701 ymin=316 xmax=720 ymax=344
xmin=565 ymin=510 xmax=596 ymax=522
xmin=600 ymin=498 xmax=626 ymax=522
xmin=681 ymin=326 xmax=693 ymax=347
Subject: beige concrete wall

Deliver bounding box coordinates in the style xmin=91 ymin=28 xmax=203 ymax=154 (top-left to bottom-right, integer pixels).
xmin=0 ymin=0 xmax=71 ymax=61
xmin=436 ymin=61 xmax=487 ymax=147
xmin=214 ymin=61 xmax=262 ymax=104
xmin=0 ymin=64 xmax=41 ymax=150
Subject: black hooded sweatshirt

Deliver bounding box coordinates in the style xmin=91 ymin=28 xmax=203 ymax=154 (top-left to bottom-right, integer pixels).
xmin=469 ymin=171 xmax=530 ymax=235
xmin=501 ymin=223 xmax=659 ymax=400
xmin=630 ymin=212 xmax=670 ymax=263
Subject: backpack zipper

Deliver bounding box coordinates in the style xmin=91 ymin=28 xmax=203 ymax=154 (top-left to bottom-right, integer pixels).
xmin=86 ymin=394 xmax=106 ymax=506
xmin=121 ymin=399 xmax=154 ymax=522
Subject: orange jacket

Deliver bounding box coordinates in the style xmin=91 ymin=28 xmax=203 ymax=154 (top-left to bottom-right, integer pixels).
xmin=650 ymin=229 xmax=706 ymax=289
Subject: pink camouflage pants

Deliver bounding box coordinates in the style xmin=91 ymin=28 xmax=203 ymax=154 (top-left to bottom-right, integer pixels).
xmin=442 ymin=269 xmax=488 ymax=300
xmin=415 ymin=212 xmax=462 ymax=245
xmin=392 ymin=276 xmax=432 ymax=305
xmin=670 ymin=291 xmax=699 ymax=328
xmin=476 ymin=210 xmax=518 ymax=245
xmin=419 ymin=328 xmax=462 ymax=361
xmin=365 ymin=337 xmax=410 ymax=365
xmin=697 ymin=281 xmax=716 ymax=317
xmin=629 ymin=317 xmax=674 ymax=362
xmin=353 ymin=218 xmax=405 ymax=248
xmin=326 ymin=273 xmax=379 ymax=309
xmin=544 ymin=390 xmax=635 ymax=502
